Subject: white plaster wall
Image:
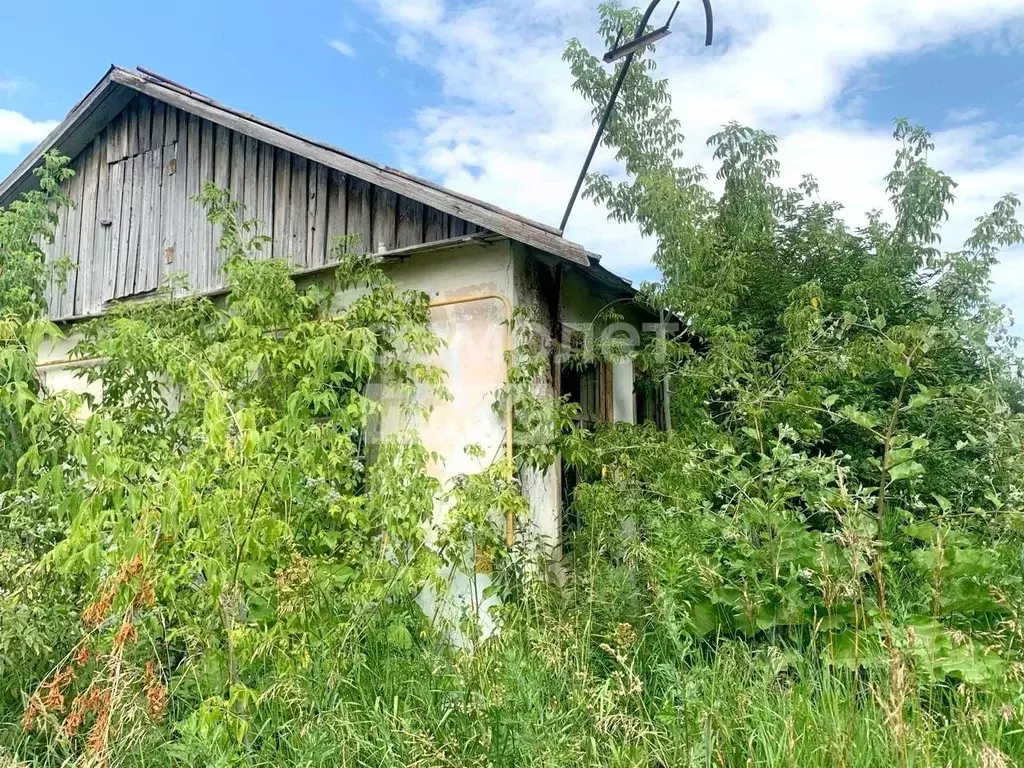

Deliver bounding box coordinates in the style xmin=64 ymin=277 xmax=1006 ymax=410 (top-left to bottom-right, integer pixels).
xmin=377 ymin=241 xmax=513 ymax=490
xmin=36 ymin=333 xmax=102 ymax=413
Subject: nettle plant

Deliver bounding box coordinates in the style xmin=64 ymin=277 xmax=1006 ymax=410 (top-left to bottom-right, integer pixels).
xmin=564 ymin=2 xmax=1024 ymax=700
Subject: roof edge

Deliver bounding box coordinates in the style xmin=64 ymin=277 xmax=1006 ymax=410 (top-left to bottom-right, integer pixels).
xmin=1 ymin=65 xmax=591 ymax=268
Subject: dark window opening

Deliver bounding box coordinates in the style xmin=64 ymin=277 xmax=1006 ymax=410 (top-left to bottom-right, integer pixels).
xmin=559 ymin=351 xmax=612 ymax=544
xmin=634 ymin=375 xmax=667 ymax=430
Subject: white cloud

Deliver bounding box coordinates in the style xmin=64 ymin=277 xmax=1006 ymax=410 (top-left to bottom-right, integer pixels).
xmin=375 ymin=0 xmax=443 ymax=27
xmin=358 ymin=0 xmax=1024 ymax=320
xmin=947 ymin=106 xmax=985 ymax=123
xmin=0 ymin=76 xmax=28 ymax=94
xmin=328 ymin=39 xmax=357 ymax=57
xmin=0 ymin=108 xmax=56 ymax=154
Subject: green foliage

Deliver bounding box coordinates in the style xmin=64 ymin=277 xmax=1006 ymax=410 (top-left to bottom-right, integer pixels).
xmin=4 ymin=9 xmax=1024 ymax=764
xmin=556 ymin=4 xmax=1024 ymax=763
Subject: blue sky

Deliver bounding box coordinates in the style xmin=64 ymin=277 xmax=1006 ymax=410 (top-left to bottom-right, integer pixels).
xmin=2 ymin=0 xmax=1023 ymax=323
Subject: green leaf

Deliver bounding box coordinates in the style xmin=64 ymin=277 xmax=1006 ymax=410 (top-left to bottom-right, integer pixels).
xmin=888 ymin=460 xmax=925 ymax=482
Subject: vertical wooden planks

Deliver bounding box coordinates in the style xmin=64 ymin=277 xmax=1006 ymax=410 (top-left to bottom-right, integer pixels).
xmin=425 ymin=206 xmax=445 ymax=243
xmin=183 ymin=112 xmax=202 ymax=290
xmin=346 ymin=177 xmax=372 ymax=254
xmin=137 ymin=96 xmax=152 ymax=154
xmin=75 ymin=137 xmax=102 ymax=315
xmin=164 ymin=105 xmax=178 ymax=146
xmin=151 ymin=101 xmax=166 ymax=149
xmin=46 ymin=179 xmax=70 ymax=314
xmin=307 ymin=162 xmax=328 ymax=267
xmin=107 ymin=107 xmax=129 ymax=164
xmin=168 ymin=112 xmax=189 ymax=285
xmin=38 ymin=232 xmax=54 ymax=315
xmin=61 ymin=150 xmax=86 ymax=316
xmin=240 ymin=136 xmax=257 ymax=222
xmin=396 ymin=196 xmax=423 ymax=249
xmin=272 ymin=147 xmax=292 ymax=261
xmin=90 ymin=135 xmax=111 ymax=313
xmin=230 ymin=131 xmax=246 ymax=221
xmin=325 ymin=169 xmax=347 ymax=260
xmin=214 ymin=124 xmax=231 ymax=189
xmin=115 ymin=158 xmax=134 ymax=298
xmin=211 ymin=124 xmax=232 ymax=284
xmin=147 ymin=113 xmax=167 ymax=291
xmin=105 ymin=158 xmax=126 ymax=305
xmin=371 ymin=187 xmax=397 ymax=254
xmin=159 ymin=142 xmax=178 ymax=287
xmin=126 ymin=99 xmax=140 ymax=159
xmin=288 ymin=154 xmax=308 ymax=265
xmin=256 ymin=141 xmax=274 ymax=252
xmin=198 ymin=120 xmax=215 ymax=289
xmin=122 ymin=153 xmax=144 ymax=296
xmin=139 ymin=146 xmax=163 ymax=293
xmin=448 ymin=215 xmax=466 ymax=238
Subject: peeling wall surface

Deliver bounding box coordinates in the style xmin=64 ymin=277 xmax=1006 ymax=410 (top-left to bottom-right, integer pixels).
xmin=372 ymin=240 xmax=514 ymax=499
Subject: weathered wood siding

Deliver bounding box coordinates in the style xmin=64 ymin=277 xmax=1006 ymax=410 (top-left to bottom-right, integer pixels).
xmin=42 ymin=94 xmax=483 ymax=319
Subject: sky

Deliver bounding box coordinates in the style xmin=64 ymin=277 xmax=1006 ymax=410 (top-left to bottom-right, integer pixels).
xmin=1 ymin=0 xmax=1023 ymax=324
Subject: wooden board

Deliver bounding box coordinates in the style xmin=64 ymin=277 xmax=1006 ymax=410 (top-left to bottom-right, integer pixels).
xmin=107 ymin=106 xmax=129 ymax=164
xmin=272 ymin=147 xmax=291 ymax=261
xmin=425 ymin=205 xmax=445 ymax=242
xmin=256 ymin=141 xmax=274 ymax=252
xmin=184 ymin=112 xmax=202 ymax=290
xmin=104 ymin=156 xmax=126 ymax=305
xmin=288 ymin=153 xmax=308 ymax=265
xmin=371 ymin=187 xmax=397 ymax=254
xmin=346 ymin=177 xmax=371 ymax=254
xmin=396 ymin=196 xmax=423 ymax=249
xmin=164 ymin=105 xmax=178 ymax=145
xmin=61 ymin=149 xmax=86 ymax=315
xmin=122 ymin=152 xmax=145 ymax=296
xmin=169 ymin=113 xmax=189 ymax=282
xmin=46 ymin=179 xmax=70 ymax=314
xmin=325 ymin=169 xmax=347 ymax=260
xmin=307 ymin=162 xmax=328 ymax=267
xmin=151 ymin=101 xmax=166 ymax=150
xmin=159 ymin=142 xmax=178 ymax=287
xmin=114 ymin=155 xmax=134 ymax=297
xmin=126 ymin=98 xmax=139 ymax=159
xmin=137 ymin=96 xmax=152 ymax=154
xmin=75 ymin=137 xmax=102 ymax=315
xmin=139 ymin=146 xmax=163 ymax=293
xmin=230 ymin=130 xmax=246 ymax=224
xmin=448 ymin=215 xmax=466 ymax=238
xmin=199 ymin=119 xmax=215 ymax=288
xmin=91 ymin=135 xmax=111 ymax=312
xmin=212 ymin=123 xmax=232 ymax=279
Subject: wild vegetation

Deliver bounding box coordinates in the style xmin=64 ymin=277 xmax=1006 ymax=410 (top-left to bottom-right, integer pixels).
xmin=3 ymin=5 xmax=1024 ymax=766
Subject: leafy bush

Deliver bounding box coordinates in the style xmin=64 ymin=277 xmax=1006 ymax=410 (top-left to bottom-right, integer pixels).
xmin=2 ymin=6 xmax=1024 ymax=764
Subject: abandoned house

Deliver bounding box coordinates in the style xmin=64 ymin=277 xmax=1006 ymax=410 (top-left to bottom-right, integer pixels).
xmin=0 ymin=66 xmax=669 ymax=565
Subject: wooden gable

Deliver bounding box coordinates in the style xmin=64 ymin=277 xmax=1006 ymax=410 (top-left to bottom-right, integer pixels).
xmin=41 ymin=94 xmax=484 ymax=320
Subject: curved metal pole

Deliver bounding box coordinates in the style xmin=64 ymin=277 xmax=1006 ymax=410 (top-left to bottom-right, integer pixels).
xmin=559 ymin=0 xmax=664 ymax=234
xmin=559 ymin=0 xmax=714 ymax=234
